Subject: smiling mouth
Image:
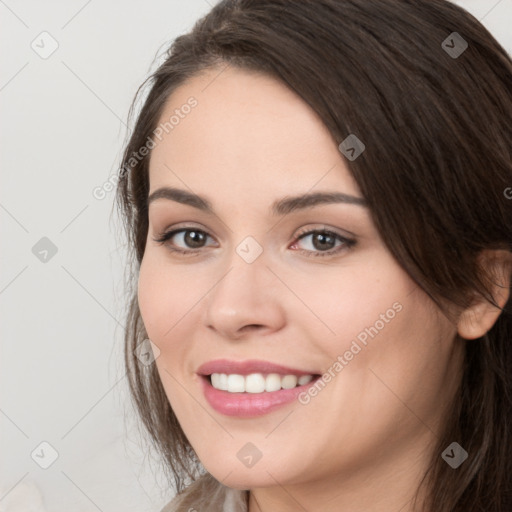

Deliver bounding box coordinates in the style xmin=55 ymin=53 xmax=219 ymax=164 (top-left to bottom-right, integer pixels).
xmin=204 ymin=372 xmax=322 ymax=393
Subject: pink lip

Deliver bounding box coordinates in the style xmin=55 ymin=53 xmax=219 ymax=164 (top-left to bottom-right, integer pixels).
xmin=199 ymin=375 xmax=321 ymax=417
xmin=196 ymin=358 xmax=318 ymax=377
xmin=196 ymin=359 xmax=321 ymax=418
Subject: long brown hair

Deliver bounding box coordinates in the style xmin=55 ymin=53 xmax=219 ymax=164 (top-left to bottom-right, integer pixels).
xmin=115 ymin=1 xmax=512 ymax=509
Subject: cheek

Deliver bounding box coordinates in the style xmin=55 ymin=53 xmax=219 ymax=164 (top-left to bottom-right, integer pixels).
xmin=137 ymin=251 xmax=201 ymax=341
xmin=295 ymin=254 xmax=452 ymax=389
xmin=290 ymin=255 xmax=412 ymax=348
xmin=137 ymin=254 xmax=203 ymax=411
xmin=137 ymin=251 xmax=168 ymax=340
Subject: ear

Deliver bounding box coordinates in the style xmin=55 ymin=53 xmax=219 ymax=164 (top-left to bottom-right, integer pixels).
xmin=457 ymin=249 xmax=512 ymax=340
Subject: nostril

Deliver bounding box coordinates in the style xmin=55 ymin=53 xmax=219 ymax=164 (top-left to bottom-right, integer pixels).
xmin=240 ymin=324 xmax=264 ymax=333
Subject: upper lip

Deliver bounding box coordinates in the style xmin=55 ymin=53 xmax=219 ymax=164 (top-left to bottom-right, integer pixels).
xmin=197 ymin=359 xmax=319 ymax=377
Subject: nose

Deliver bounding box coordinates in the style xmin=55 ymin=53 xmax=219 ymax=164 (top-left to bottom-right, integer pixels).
xmin=203 ymin=254 xmax=286 ymax=340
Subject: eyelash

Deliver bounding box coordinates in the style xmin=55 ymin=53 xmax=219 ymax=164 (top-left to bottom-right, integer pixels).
xmin=152 ymin=226 xmax=356 ymax=258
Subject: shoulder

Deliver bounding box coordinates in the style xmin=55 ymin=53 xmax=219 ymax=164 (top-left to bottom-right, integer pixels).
xmin=160 ymin=473 xmax=249 ymax=512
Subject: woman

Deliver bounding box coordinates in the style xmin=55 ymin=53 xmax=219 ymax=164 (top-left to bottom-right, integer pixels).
xmin=115 ymin=1 xmax=512 ymax=510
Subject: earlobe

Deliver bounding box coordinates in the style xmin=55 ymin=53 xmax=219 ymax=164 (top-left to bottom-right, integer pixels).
xmin=457 ymin=301 xmax=500 ymax=340
xmin=456 ymin=249 xmax=512 ymax=340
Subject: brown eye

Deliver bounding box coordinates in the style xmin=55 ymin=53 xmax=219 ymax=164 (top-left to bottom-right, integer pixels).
xmin=181 ymin=230 xmax=208 ymax=249
xmin=153 ymin=228 xmax=216 ymax=254
xmin=309 ymin=232 xmax=337 ymax=251
xmin=292 ymin=229 xmax=356 ymax=258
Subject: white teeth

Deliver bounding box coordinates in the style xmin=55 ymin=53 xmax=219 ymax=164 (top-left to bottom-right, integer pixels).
xmin=218 ymin=373 xmax=228 ymax=390
xmin=298 ymin=375 xmax=313 ymax=385
xmin=211 ymin=373 xmax=228 ymax=390
xmin=281 ymin=375 xmax=298 ymax=389
xmin=210 ymin=372 xmax=316 ymax=393
xmin=246 ymin=373 xmax=266 ymax=393
xmin=227 ymin=374 xmax=245 ymax=393
xmin=265 ymin=373 xmax=282 ymax=392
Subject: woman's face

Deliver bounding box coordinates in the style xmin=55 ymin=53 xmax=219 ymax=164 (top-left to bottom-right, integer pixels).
xmin=138 ymin=66 xmax=464 ymax=491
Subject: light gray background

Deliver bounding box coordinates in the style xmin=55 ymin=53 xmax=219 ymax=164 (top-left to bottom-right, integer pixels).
xmin=1 ymin=1 xmax=511 ymax=511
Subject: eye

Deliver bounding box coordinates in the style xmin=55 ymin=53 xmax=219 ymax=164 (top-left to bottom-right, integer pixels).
xmin=290 ymin=228 xmax=356 ymax=258
xmin=152 ymin=225 xmax=356 ymax=258
xmin=152 ymin=227 xmax=217 ymax=255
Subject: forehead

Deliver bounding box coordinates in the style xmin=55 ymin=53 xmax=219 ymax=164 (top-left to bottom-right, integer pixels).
xmin=148 ymin=66 xmax=361 ymax=200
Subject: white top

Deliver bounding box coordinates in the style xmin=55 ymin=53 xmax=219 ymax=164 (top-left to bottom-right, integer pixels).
xmin=160 ymin=474 xmax=249 ymax=512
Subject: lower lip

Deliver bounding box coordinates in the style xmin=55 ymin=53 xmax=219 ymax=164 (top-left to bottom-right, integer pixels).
xmin=200 ymin=375 xmax=320 ymax=417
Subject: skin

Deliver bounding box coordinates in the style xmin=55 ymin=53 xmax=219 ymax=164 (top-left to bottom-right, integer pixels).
xmin=137 ymin=65 xmax=508 ymax=512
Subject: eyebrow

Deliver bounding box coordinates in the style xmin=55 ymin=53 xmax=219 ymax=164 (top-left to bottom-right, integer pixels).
xmin=147 ymin=186 xmax=368 ymax=215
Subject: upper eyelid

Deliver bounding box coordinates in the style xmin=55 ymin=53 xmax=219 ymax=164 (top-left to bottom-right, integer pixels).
xmin=148 ymin=201 xmax=359 ymax=238
xmin=157 ymin=224 xmax=348 ymax=236
xmin=296 ymin=225 xmax=352 ymax=237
